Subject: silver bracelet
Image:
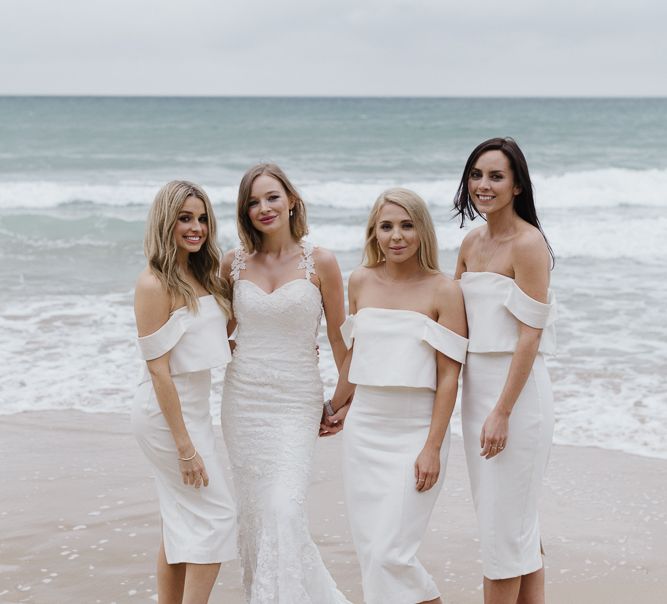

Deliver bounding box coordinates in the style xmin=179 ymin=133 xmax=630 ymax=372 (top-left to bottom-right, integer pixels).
xmin=323 ymin=399 xmax=335 ymax=416
xmin=178 ymin=449 xmax=197 ymax=462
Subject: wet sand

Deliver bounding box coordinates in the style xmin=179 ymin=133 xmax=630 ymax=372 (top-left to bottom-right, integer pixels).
xmin=1 ymin=411 xmax=665 ymax=603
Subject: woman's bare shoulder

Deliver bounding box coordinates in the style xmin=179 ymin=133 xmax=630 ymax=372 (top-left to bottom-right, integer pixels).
xmin=430 ymin=271 xmax=461 ymax=301
xmin=134 ymin=269 xmax=171 ymax=333
xmin=220 ymin=248 xmax=237 ymax=279
xmin=135 ymin=268 xmax=166 ymax=299
xmin=312 ymin=246 xmax=340 ymax=274
xmin=461 ymin=225 xmax=485 ymax=245
xmin=513 ymin=226 xmax=550 ymax=271
xmin=349 ymin=265 xmax=376 ymax=286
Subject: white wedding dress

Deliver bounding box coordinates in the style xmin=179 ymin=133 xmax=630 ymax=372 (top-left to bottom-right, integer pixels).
xmin=221 ymin=242 xmax=350 ymax=604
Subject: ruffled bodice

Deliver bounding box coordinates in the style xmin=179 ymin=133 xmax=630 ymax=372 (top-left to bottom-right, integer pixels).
xmin=460 ymin=272 xmax=556 ymax=355
xmin=341 ymin=307 xmax=468 ymax=391
xmin=137 ymin=295 xmax=231 ymax=382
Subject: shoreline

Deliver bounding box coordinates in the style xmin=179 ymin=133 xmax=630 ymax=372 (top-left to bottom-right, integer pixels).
xmin=2 ymin=410 xmax=666 ymax=603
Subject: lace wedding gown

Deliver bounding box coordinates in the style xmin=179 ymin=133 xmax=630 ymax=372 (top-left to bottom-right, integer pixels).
xmin=221 ymin=242 xmax=350 ymax=604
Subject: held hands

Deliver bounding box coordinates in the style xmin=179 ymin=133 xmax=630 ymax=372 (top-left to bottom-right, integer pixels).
xmin=178 ymin=450 xmax=209 ymax=489
xmin=414 ymin=446 xmax=440 ymax=492
xmin=319 ymin=403 xmax=350 ymax=437
xmin=480 ymin=407 xmax=509 ymax=459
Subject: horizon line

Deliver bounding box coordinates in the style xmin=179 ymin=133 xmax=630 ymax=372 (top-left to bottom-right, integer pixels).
xmin=0 ymin=94 xmax=666 ymax=100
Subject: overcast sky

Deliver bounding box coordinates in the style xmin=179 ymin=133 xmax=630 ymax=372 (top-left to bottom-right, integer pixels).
xmin=2 ymin=0 xmax=665 ymax=96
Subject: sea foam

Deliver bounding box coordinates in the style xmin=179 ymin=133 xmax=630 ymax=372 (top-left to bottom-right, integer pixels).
xmin=1 ymin=168 xmax=666 ymax=210
xmin=1 ymin=285 xmax=666 ymax=460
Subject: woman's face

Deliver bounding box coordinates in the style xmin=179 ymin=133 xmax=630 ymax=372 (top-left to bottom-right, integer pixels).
xmin=247 ymin=174 xmax=293 ymax=236
xmin=173 ymin=195 xmax=208 ymax=255
xmin=375 ymin=202 xmax=420 ymax=264
xmin=468 ymin=150 xmax=521 ymax=215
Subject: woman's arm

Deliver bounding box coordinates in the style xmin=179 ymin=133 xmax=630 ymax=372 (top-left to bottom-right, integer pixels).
xmin=315 ymin=248 xmax=347 ymax=370
xmin=479 ymin=232 xmax=550 ymax=459
xmin=319 ymin=267 xmax=361 ymax=435
xmin=135 ymin=272 xmax=209 ymax=488
xmin=319 ymin=347 xmax=354 ymax=437
xmin=414 ymin=279 xmax=467 ymax=492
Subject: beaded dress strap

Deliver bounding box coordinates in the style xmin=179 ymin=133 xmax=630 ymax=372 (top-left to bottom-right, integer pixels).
xmin=297 ymin=241 xmax=316 ymax=280
xmin=230 ymin=246 xmax=247 ymax=283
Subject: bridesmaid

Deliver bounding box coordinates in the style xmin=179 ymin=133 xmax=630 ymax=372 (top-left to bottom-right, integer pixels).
xmin=131 ymin=181 xmax=236 ymax=604
xmin=326 ymin=188 xmax=468 ymax=604
xmin=454 ymin=138 xmax=556 ymax=604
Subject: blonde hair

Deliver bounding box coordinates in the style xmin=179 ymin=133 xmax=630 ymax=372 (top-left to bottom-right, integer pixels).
xmin=236 ymin=163 xmax=308 ymax=253
xmin=144 ymin=180 xmax=231 ymax=315
xmin=363 ymin=187 xmax=440 ymax=273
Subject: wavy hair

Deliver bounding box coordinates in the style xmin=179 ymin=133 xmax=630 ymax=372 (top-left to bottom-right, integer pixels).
xmin=144 ymin=180 xmax=231 ymax=315
xmin=363 ymin=187 xmax=440 ymax=273
xmin=237 ymin=163 xmax=308 ymax=253
xmin=453 ymin=137 xmax=555 ymax=265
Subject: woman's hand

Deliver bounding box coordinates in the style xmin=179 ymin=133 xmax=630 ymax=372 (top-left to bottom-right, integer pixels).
xmin=318 ymin=408 xmax=331 ymax=436
xmin=480 ymin=408 xmax=509 ymax=459
xmin=414 ymin=446 xmax=440 ymax=492
xmin=178 ymin=452 xmax=209 ymax=488
xmin=319 ymin=403 xmax=350 ymax=437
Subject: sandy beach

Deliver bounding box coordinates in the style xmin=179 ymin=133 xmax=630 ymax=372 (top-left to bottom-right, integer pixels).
xmin=1 ymin=410 xmax=665 ymax=604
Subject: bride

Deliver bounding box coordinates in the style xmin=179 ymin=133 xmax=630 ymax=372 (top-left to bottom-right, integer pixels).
xmin=220 ymin=163 xmax=350 ymax=603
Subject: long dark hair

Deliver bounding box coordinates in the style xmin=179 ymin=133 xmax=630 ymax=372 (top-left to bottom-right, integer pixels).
xmin=453 ymin=137 xmax=554 ymax=265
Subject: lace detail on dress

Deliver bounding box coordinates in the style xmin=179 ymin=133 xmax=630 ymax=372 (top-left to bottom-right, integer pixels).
xmin=297 ymin=240 xmax=316 ymax=280
xmin=220 ymin=241 xmax=349 ymax=603
xmin=230 ymin=246 xmax=247 ymax=283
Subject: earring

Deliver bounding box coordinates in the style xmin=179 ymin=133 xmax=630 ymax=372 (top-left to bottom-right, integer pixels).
xmin=289 ymin=208 xmax=294 ymax=217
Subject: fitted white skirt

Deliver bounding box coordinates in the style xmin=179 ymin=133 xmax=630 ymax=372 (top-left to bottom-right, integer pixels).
xmin=462 ymin=353 xmax=554 ymax=580
xmin=343 ymin=385 xmax=449 ymax=604
xmin=131 ymin=370 xmax=237 ymax=564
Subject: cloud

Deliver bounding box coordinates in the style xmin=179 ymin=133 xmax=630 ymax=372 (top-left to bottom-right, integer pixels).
xmin=1 ymin=0 xmax=665 ymax=95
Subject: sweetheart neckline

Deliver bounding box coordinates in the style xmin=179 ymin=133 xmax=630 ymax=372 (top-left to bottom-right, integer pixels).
xmin=235 ymin=278 xmax=319 ymax=297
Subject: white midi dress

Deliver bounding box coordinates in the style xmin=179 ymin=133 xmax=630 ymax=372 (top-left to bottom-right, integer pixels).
xmin=341 ymin=308 xmax=468 ymax=604
xmin=131 ymin=295 xmax=237 ymax=564
xmin=460 ymin=272 xmax=556 ymax=580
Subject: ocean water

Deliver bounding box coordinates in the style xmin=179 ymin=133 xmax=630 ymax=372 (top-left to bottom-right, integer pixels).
xmin=1 ymin=97 xmax=666 ymax=460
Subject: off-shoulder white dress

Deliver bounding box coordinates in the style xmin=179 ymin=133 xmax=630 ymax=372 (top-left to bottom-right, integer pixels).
xmin=341 ymin=307 xmax=468 ymax=604
xmin=131 ymin=295 xmax=237 ymax=564
xmin=460 ymin=272 xmax=556 ymax=580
